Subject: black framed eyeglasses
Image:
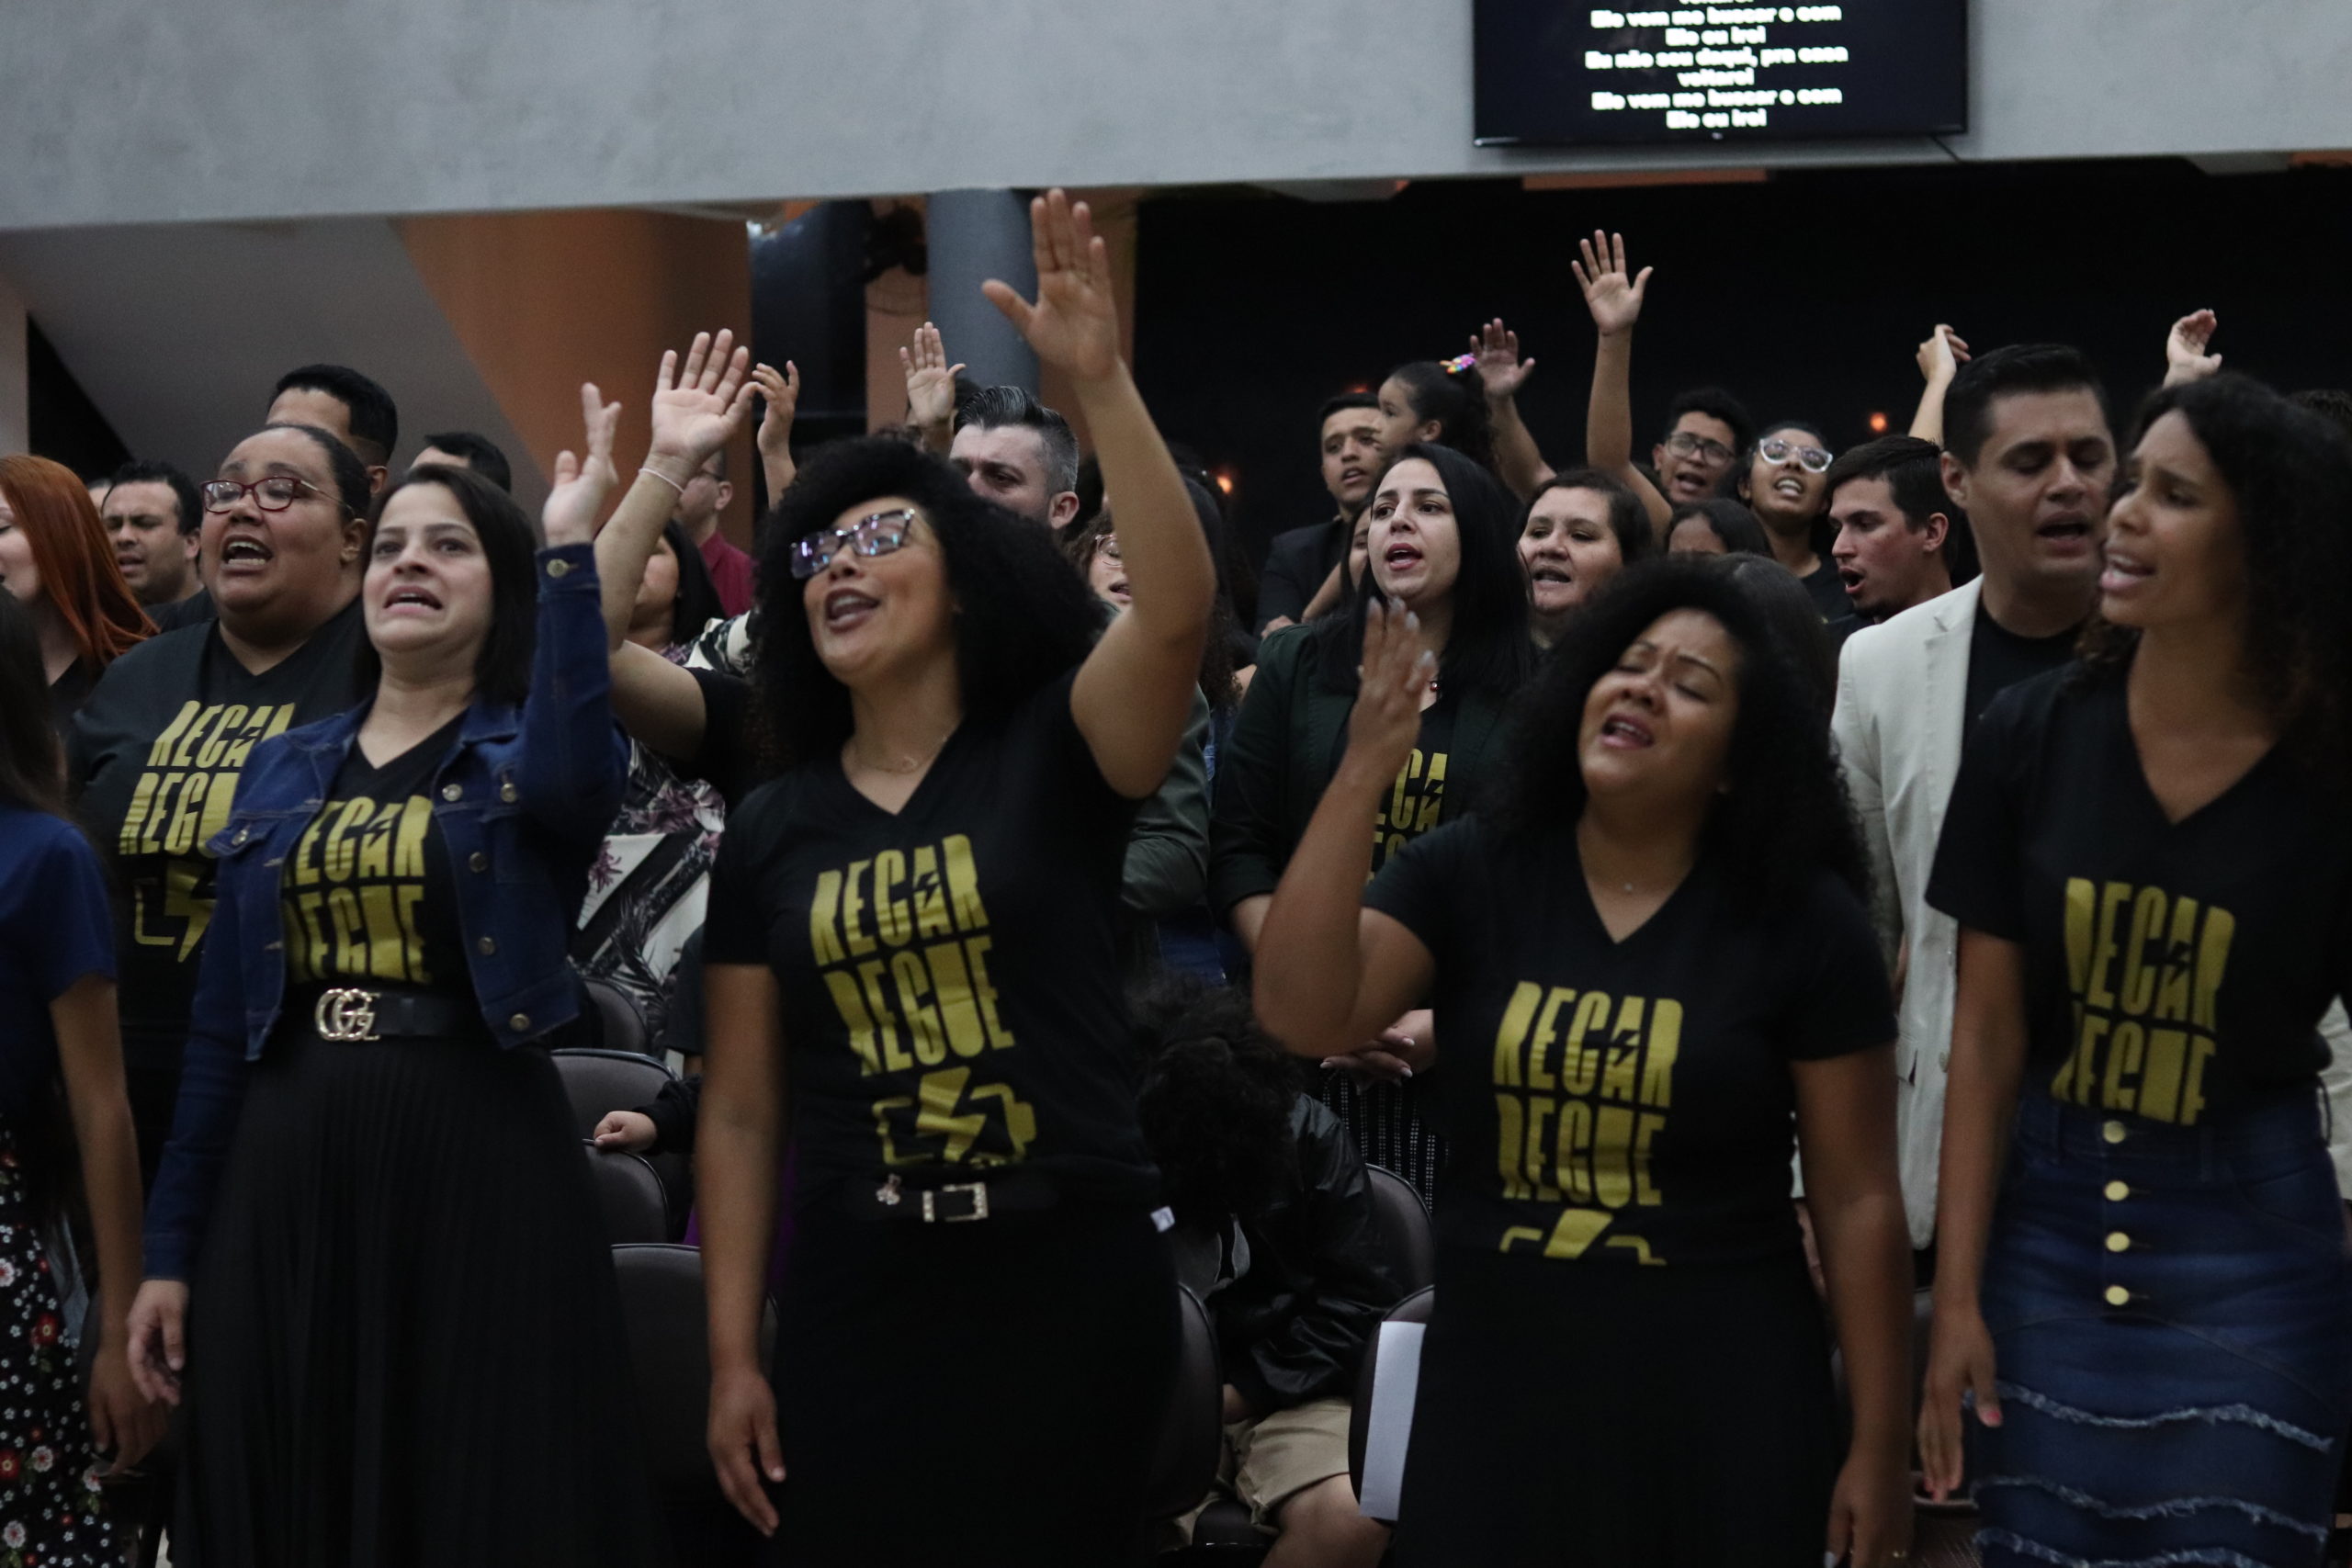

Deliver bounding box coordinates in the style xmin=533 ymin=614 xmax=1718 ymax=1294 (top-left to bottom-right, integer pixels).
xmin=1757 ymin=436 xmax=1833 ymax=474
xmin=201 ymin=476 xmax=343 ymax=513
xmin=788 ymin=508 xmax=919 ymax=580
xmin=1663 ymin=431 xmax=1735 ymax=466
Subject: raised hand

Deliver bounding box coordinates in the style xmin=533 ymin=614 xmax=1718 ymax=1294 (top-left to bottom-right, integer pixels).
xmin=2165 ymin=309 xmax=2222 ymax=385
xmin=752 ymin=360 xmax=798 ymax=465
xmin=983 ymin=190 xmax=1123 ymax=385
xmin=650 ymin=329 xmax=756 ymax=468
xmin=1343 ymin=599 xmax=1435 ymax=786
xmin=1472 ymin=318 xmax=1535 ymax=400
xmin=1917 ymin=323 xmax=1972 ymax=383
xmin=900 ymin=322 xmax=967 ymax=430
xmin=1572 ymin=231 xmax=1652 ymax=337
xmin=542 ymin=382 xmax=621 ymax=547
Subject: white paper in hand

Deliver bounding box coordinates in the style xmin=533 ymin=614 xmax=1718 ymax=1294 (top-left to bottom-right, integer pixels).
xmin=1355 ymin=1320 xmax=1426 ymax=1521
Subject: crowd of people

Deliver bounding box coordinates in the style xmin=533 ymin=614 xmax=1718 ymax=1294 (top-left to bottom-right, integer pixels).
xmin=4 ymin=188 xmax=2352 ymax=1568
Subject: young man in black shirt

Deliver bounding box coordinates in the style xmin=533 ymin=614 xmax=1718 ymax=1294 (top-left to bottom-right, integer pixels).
xmin=1259 ymin=392 xmax=1383 ymax=635
xmin=1831 ymin=344 xmax=2116 ymax=1264
xmin=1825 ymin=435 xmax=1964 ymax=627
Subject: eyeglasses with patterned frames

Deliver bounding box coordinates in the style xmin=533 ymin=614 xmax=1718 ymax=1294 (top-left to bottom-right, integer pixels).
xmin=201 ymin=476 xmax=347 ymax=514
xmin=787 ymin=508 xmax=919 ymax=580
xmin=1757 ymin=436 xmax=1833 ymax=474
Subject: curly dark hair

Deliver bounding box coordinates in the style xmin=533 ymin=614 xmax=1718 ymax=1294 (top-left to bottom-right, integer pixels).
xmin=1313 ymin=442 xmax=1533 ymax=703
xmin=2080 ymin=373 xmax=2352 ymax=773
xmin=1131 ymin=972 xmax=1299 ymax=1227
xmin=1488 ymin=556 xmax=1870 ymax=905
xmin=752 ymin=436 xmax=1102 ymax=770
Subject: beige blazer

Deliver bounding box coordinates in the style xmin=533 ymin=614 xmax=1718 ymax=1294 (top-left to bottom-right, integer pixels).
xmin=1832 ymin=581 xmax=1982 ymax=1247
xmin=1834 ymin=581 xmax=2352 ymax=1245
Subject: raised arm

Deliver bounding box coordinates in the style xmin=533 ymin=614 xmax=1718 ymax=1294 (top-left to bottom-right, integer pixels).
xmin=514 ymin=482 xmax=628 ymax=842
xmin=752 ymin=359 xmax=800 ymax=498
xmin=1253 ymin=601 xmax=1436 ymax=1056
xmin=1475 ymin=318 xmax=1555 ymax=501
xmin=901 ymin=321 xmax=965 ymax=456
xmin=1918 ymin=928 xmax=2031 ymax=1501
xmin=988 ymin=191 xmax=1214 ymax=799
xmin=1572 ymin=231 xmax=1670 ymax=533
xmin=2163 ymin=309 xmax=2222 ymax=388
xmin=1907 ymin=325 xmax=1971 ymax=446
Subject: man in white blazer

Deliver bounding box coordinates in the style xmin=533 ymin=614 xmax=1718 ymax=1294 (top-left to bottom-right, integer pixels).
xmin=1833 ymin=344 xmax=2119 ymax=1255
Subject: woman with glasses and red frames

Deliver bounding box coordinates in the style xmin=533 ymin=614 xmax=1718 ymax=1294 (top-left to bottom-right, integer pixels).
xmin=70 ymin=423 xmax=374 ymax=1186
xmin=0 ymin=454 xmax=151 ymax=727
xmin=564 ymin=192 xmax=1215 ymax=1564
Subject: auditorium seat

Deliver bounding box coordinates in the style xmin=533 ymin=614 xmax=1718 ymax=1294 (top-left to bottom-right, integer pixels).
xmin=584 ymin=1141 xmax=673 ymax=1243
xmin=1362 ymin=1164 xmax=1435 ymax=1294
xmin=612 ymin=1243 xmax=777 ymax=1565
xmin=551 ymin=1045 xmax=674 ymax=1140
xmin=581 ymin=976 xmax=652 ymax=1057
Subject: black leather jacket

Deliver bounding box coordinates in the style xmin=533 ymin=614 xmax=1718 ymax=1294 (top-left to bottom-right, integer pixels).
xmin=1207 ymin=1095 xmax=1401 ymax=1415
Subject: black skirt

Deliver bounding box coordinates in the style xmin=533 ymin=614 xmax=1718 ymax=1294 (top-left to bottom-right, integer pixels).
xmin=1395 ymin=1246 xmax=1836 ymax=1567
xmin=768 ymin=1196 xmax=1180 ymax=1568
xmin=173 ymin=1022 xmax=662 ymax=1567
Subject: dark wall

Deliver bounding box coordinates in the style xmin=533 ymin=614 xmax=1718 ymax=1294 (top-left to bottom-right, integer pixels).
xmin=1134 ymin=159 xmax=2352 ymax=562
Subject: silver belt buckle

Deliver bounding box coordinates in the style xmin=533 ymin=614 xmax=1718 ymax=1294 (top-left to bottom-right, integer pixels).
xmin=922 ymin=1181 xmax=989 ymax=1224
xmin=314 ymin=987 xmax=381 ymax=1043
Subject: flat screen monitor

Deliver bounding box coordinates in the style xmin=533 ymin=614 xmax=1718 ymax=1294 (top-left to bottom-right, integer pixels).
xmin=1475 ymin=0 xmax=1968 ymax=146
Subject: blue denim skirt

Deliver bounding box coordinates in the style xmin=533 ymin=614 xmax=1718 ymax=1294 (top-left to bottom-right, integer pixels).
xmin=1973 ymin=1090 xmax=2352 ymax=1568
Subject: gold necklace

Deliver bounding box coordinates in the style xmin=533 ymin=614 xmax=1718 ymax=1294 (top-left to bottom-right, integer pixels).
xmin=849 ymin=730 xmax=951 ymax=776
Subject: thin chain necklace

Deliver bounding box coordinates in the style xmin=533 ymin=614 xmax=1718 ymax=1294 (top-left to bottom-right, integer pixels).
xmin=848 ymin=729 xmax=953 ymax=776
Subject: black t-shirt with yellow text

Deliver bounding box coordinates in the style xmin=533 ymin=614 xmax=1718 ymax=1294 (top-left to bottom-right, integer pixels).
xmin=280 ymin=716 xmax=469 ymax=998
xmin=1366 ymin=818 xmax=1893 ymax=1267
xmin=703 ymin=670 xmax=1159 ymax=1208
xmin=1929 ymin=665 xmax=2352 ymax=1124
xmin=1369 ymin=696 xmax=1456 ymax=875
xmin=71 ymin=604 xmax=368 ymax=1048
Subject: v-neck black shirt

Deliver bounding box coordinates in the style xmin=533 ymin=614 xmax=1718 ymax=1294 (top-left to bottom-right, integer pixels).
xmin=1365 ymin=818 xmax=1893 ymax=1267
xmin=280 ymin=716 xmax=469 ymax=998
xmin=703 ymin=669 xmax=1158 ymax=1206
xmin=1928 ymin=665 xmax=2352 ymax=1124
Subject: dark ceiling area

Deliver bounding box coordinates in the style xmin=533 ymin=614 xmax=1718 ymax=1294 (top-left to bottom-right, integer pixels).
xmin=1135 ymin=158 xmax=2352 ymax=557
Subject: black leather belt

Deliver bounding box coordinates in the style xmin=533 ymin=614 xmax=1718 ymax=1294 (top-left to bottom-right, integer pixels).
xmin=848 ymin=1168 xmax=1059 ymax=1224
xmin=290 ymin=985 xmax=483 ymax=1043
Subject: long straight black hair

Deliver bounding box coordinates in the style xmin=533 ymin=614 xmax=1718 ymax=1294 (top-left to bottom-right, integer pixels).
xmin=0 ymin=592 xmax=66 ymax=816
xmin=1312 ymin=442 xmax=1533 ymax=703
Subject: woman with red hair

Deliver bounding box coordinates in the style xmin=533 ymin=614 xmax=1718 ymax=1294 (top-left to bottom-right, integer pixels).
xmin=0 ymin=455 xmax=152 ymax=724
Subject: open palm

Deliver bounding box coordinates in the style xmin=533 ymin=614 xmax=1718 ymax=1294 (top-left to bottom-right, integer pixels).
xmin=542 ymin=382 xmax=621 ymax=547
xmin=984 ymin=190 xmax=1122 ymax=383
xmin=1572 ymin=231 xmax=1652 ymax=336
xmin=650 ymin=328 xmax=754 ymax=465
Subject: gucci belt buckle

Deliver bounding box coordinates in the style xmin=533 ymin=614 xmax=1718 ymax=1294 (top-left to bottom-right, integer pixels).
xmin=922 ymin=1181 xmax=989 ymax=1224
xmin=314 ymin=987 xmax=381 ymax=1043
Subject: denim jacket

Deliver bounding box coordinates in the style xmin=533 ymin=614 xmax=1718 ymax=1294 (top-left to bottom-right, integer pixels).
xmin=143 ymin=542 xmax=625 ymax=1280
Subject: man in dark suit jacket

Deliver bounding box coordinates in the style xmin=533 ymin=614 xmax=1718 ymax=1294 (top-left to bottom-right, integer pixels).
xmin=1256 ymin=392 xmax=1384 ymax=633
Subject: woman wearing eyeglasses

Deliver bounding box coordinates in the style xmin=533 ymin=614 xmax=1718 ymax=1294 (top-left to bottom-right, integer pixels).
xmin=568 ymin=195 xmax=1216 ymax=1563
xmin=1736 ymin=421 xmax=1849 ymax=622
xmin=71 ymin=423 xmax=373 ymax=1182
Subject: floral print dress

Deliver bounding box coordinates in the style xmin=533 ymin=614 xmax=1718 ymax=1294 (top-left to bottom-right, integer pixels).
xmin=0 ymin=1138 xmax=114 ymax=1565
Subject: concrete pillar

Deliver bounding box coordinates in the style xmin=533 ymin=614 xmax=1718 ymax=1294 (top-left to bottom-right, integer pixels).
xmin=0 ymin=270 xmax=26 ymax=456
xmin=924 ymin=189 xmax=1037 ymax=394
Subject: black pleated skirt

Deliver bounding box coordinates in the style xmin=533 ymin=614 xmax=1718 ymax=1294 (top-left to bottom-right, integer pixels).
xmin=173 ymin=1022 xmax=662 ymax=1568
xmin=1394 ymin=1245 xmax=1836 ymax=1567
